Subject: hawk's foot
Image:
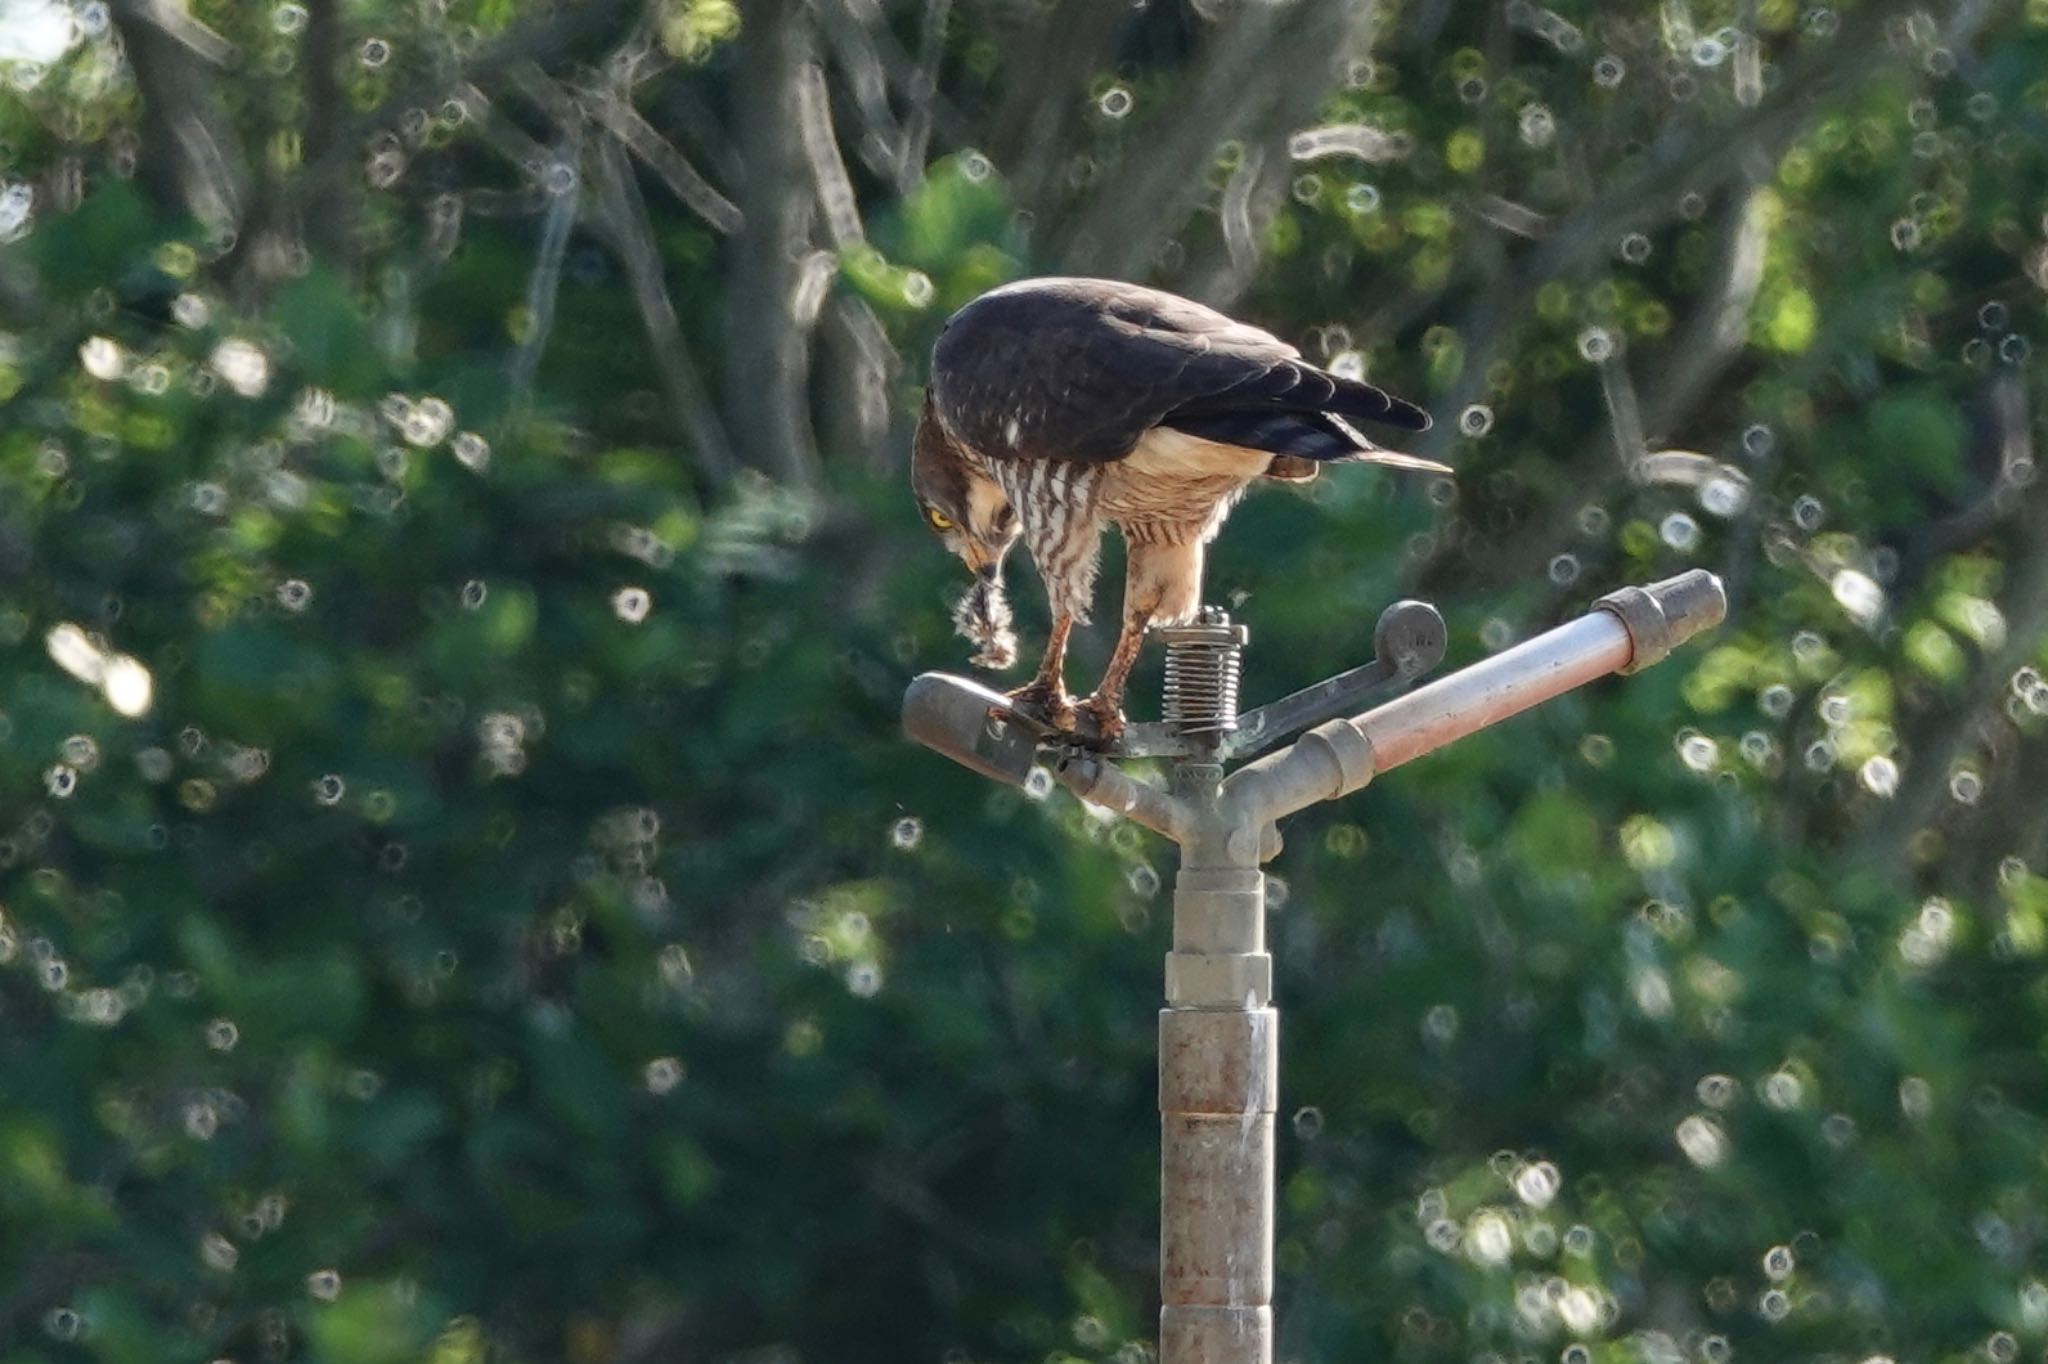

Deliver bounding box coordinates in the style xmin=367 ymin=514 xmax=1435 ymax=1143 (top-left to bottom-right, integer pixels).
xmin=1007 ymin=680 xmax=1078 ymax=733
xmin=1077 ymin=692 xmax=1127 ymax=744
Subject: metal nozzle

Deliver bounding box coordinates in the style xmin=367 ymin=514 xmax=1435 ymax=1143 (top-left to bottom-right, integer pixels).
xmin=1594 ymin=570 xmax=1728 ymax=674
xmin=901 ymin=673 xmax=1046 ymax=786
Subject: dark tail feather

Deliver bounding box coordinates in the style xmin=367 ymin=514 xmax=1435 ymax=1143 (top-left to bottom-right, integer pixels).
xmin=1170 ymin=359 xmax=1433 ymax=432
xmin=1164 ymin=410 xmax=1353 ymax=460
xmin=1321 ymin=370 xmax=1432 ymax=432
xmin=1162 ymin=409 xmax=1452 ymax=474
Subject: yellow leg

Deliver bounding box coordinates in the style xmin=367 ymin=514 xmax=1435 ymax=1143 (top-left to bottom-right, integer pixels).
xmin=1080 ymin=613 xmax=1150 ymax=742
xmin=1078 ymin=537 xmax=1203 ymax=743
xmin=1008 ymin=614 xmax=1077 ymax=730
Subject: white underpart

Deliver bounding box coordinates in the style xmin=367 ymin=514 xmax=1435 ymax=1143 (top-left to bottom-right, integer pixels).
xmin=1125 ymin=537 xmax=1206 ymax=626
xmin=1102 ymin=429 xmax=1273 ymax=627
xmin=1100 ymin=428 xmax=1269 ymax=543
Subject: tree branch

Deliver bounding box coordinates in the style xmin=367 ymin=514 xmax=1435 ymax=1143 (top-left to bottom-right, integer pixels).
xmin=299 ymin=0 xmax=357 ymax=270
xmin=804 ymin=0 xmax=905 ymax=179
xmin=1413 ymin=4 xmax=1921 ymax=474
xmin=586 ymin=90 xmax=743 ymax=235
xmin=107 ymin=0 xmax=246 ymax=232
xmin=818 ymin=295 xmax=900 ymax=476
xmin=895 ymin=0 xmax=951 ymax=189
xmin=1643 ymin=180 xmax=1771 ymax=434
xmin=985 ymin=0 xmax=1125 ymax=212
xmin=1858 ymin=373 xmax=2046 ymax=872
xmin=1902 ymin=368 xmax=2037 ymax=576
xmin=506 ymin=143 xmax=579 ymax=400
xmin=587 ymin=139 xmax=739 ymax=483
xmin=796 ymin=61 xmax=865 ymax=248
xmin=277 ymin=0 xmax=640 ymax=219
xmin=1187 ymin=3 xmax=1390 ymax=308
xmin=1056 ymin=0 xmax=1370 ymax=284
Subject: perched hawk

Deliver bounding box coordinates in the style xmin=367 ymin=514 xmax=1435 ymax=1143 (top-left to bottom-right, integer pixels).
xmin=912 ymin=276 xmax=1446 ymax=740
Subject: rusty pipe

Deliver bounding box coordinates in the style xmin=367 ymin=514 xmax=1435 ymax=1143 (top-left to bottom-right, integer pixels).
xmin=1160 ymin=1004 xmax=1277 ymax=1364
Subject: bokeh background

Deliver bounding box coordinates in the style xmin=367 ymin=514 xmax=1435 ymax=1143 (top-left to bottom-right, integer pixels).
xmin=3 ymin=0 xmax=2047 ymax=1361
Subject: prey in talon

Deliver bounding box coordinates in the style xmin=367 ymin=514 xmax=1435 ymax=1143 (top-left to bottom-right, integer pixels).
xmin=912 ymin=276 xmax=1448 ymax=744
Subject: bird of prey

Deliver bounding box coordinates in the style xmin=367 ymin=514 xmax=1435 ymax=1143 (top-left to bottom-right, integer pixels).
xmin=912 ymin=276 xmax=1446 ymax=741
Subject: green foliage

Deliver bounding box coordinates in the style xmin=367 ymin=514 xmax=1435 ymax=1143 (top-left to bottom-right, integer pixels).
xmin=657 ymin=0 xmax=741 ymax=63
xmin=2 ymin=2 xmax=2048 ymax=1363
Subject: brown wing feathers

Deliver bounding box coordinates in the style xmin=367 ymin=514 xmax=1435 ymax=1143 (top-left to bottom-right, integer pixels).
xmin=928 ymin=277 xmax=1440 ymax=473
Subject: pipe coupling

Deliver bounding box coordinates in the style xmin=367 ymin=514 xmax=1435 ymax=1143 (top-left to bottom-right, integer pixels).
xmin=1298 ymin=716 xmax=1377 ymax=797
xmin=1594 ymin=570 xmax=1728 ymax=674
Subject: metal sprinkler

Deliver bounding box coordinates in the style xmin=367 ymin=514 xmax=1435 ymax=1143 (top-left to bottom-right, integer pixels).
xmin=903 ymin=570 xmax=1728 ymax=1364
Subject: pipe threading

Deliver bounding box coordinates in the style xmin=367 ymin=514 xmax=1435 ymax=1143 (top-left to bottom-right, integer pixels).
xmin=1159 ymin=609 xmax=1247 ymax=737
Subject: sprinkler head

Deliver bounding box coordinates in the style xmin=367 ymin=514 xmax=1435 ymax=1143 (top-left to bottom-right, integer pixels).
xmin=901 ymin=673 xmax=1046 ymax=786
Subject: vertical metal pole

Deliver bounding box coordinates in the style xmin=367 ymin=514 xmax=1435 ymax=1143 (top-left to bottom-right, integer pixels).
xmin=1159 ymin=767 xmax=1276 ymax=1364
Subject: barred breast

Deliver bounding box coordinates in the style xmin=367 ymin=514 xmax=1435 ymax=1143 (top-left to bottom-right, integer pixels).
xmin=978 ymin=453 xmax=1108 ymax=623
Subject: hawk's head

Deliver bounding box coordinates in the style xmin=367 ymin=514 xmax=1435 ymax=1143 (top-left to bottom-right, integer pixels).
xmin=911 ymin=393 xmax=1017 ymax=580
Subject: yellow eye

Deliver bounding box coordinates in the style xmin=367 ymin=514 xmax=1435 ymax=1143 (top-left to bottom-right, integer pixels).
xmin=927 ymin=509 xmax=954 ymax=531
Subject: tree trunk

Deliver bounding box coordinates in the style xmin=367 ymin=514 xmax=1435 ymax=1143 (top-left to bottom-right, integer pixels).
xmin=723 ymin=0 xmax=822 ymax=488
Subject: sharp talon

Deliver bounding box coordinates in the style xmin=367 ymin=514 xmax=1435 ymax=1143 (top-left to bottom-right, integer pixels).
xmin=1007 ymin=682 xmax=1076 ymax=732
xmin=1079 ymin=694 xmax=1126 ymax=743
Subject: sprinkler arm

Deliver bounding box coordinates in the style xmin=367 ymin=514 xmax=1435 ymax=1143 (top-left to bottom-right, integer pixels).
xmin=1055 ymin=570 xmax=1726 ymax=847
xmin=1222 ymin=570 xmax=1727 ymax=828
xmin=1055 ymin=749 xmax=1196 ymax=845
xmin=1220 ymin=599 xmax=1447 ymax=761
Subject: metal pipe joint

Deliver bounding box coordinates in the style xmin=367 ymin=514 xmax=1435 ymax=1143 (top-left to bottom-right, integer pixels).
xmin=1594 ymin=570 xmax=1729 ymax=674
xmin=1165 ymin=866 xmax=1271 ymax=1008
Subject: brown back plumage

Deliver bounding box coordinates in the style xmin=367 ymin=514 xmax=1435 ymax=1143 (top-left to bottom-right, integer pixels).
xmin=924 ymin=276 xmax=1442 ymax=477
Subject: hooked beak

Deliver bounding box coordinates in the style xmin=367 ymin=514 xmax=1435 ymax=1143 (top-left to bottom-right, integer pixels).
xmin=961 ymin=541 xmax=1004 ymax=581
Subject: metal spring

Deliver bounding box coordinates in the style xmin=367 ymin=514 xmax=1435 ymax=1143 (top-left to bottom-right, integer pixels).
xmin=1159 ymin=610 xmax=1247 ymax=737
